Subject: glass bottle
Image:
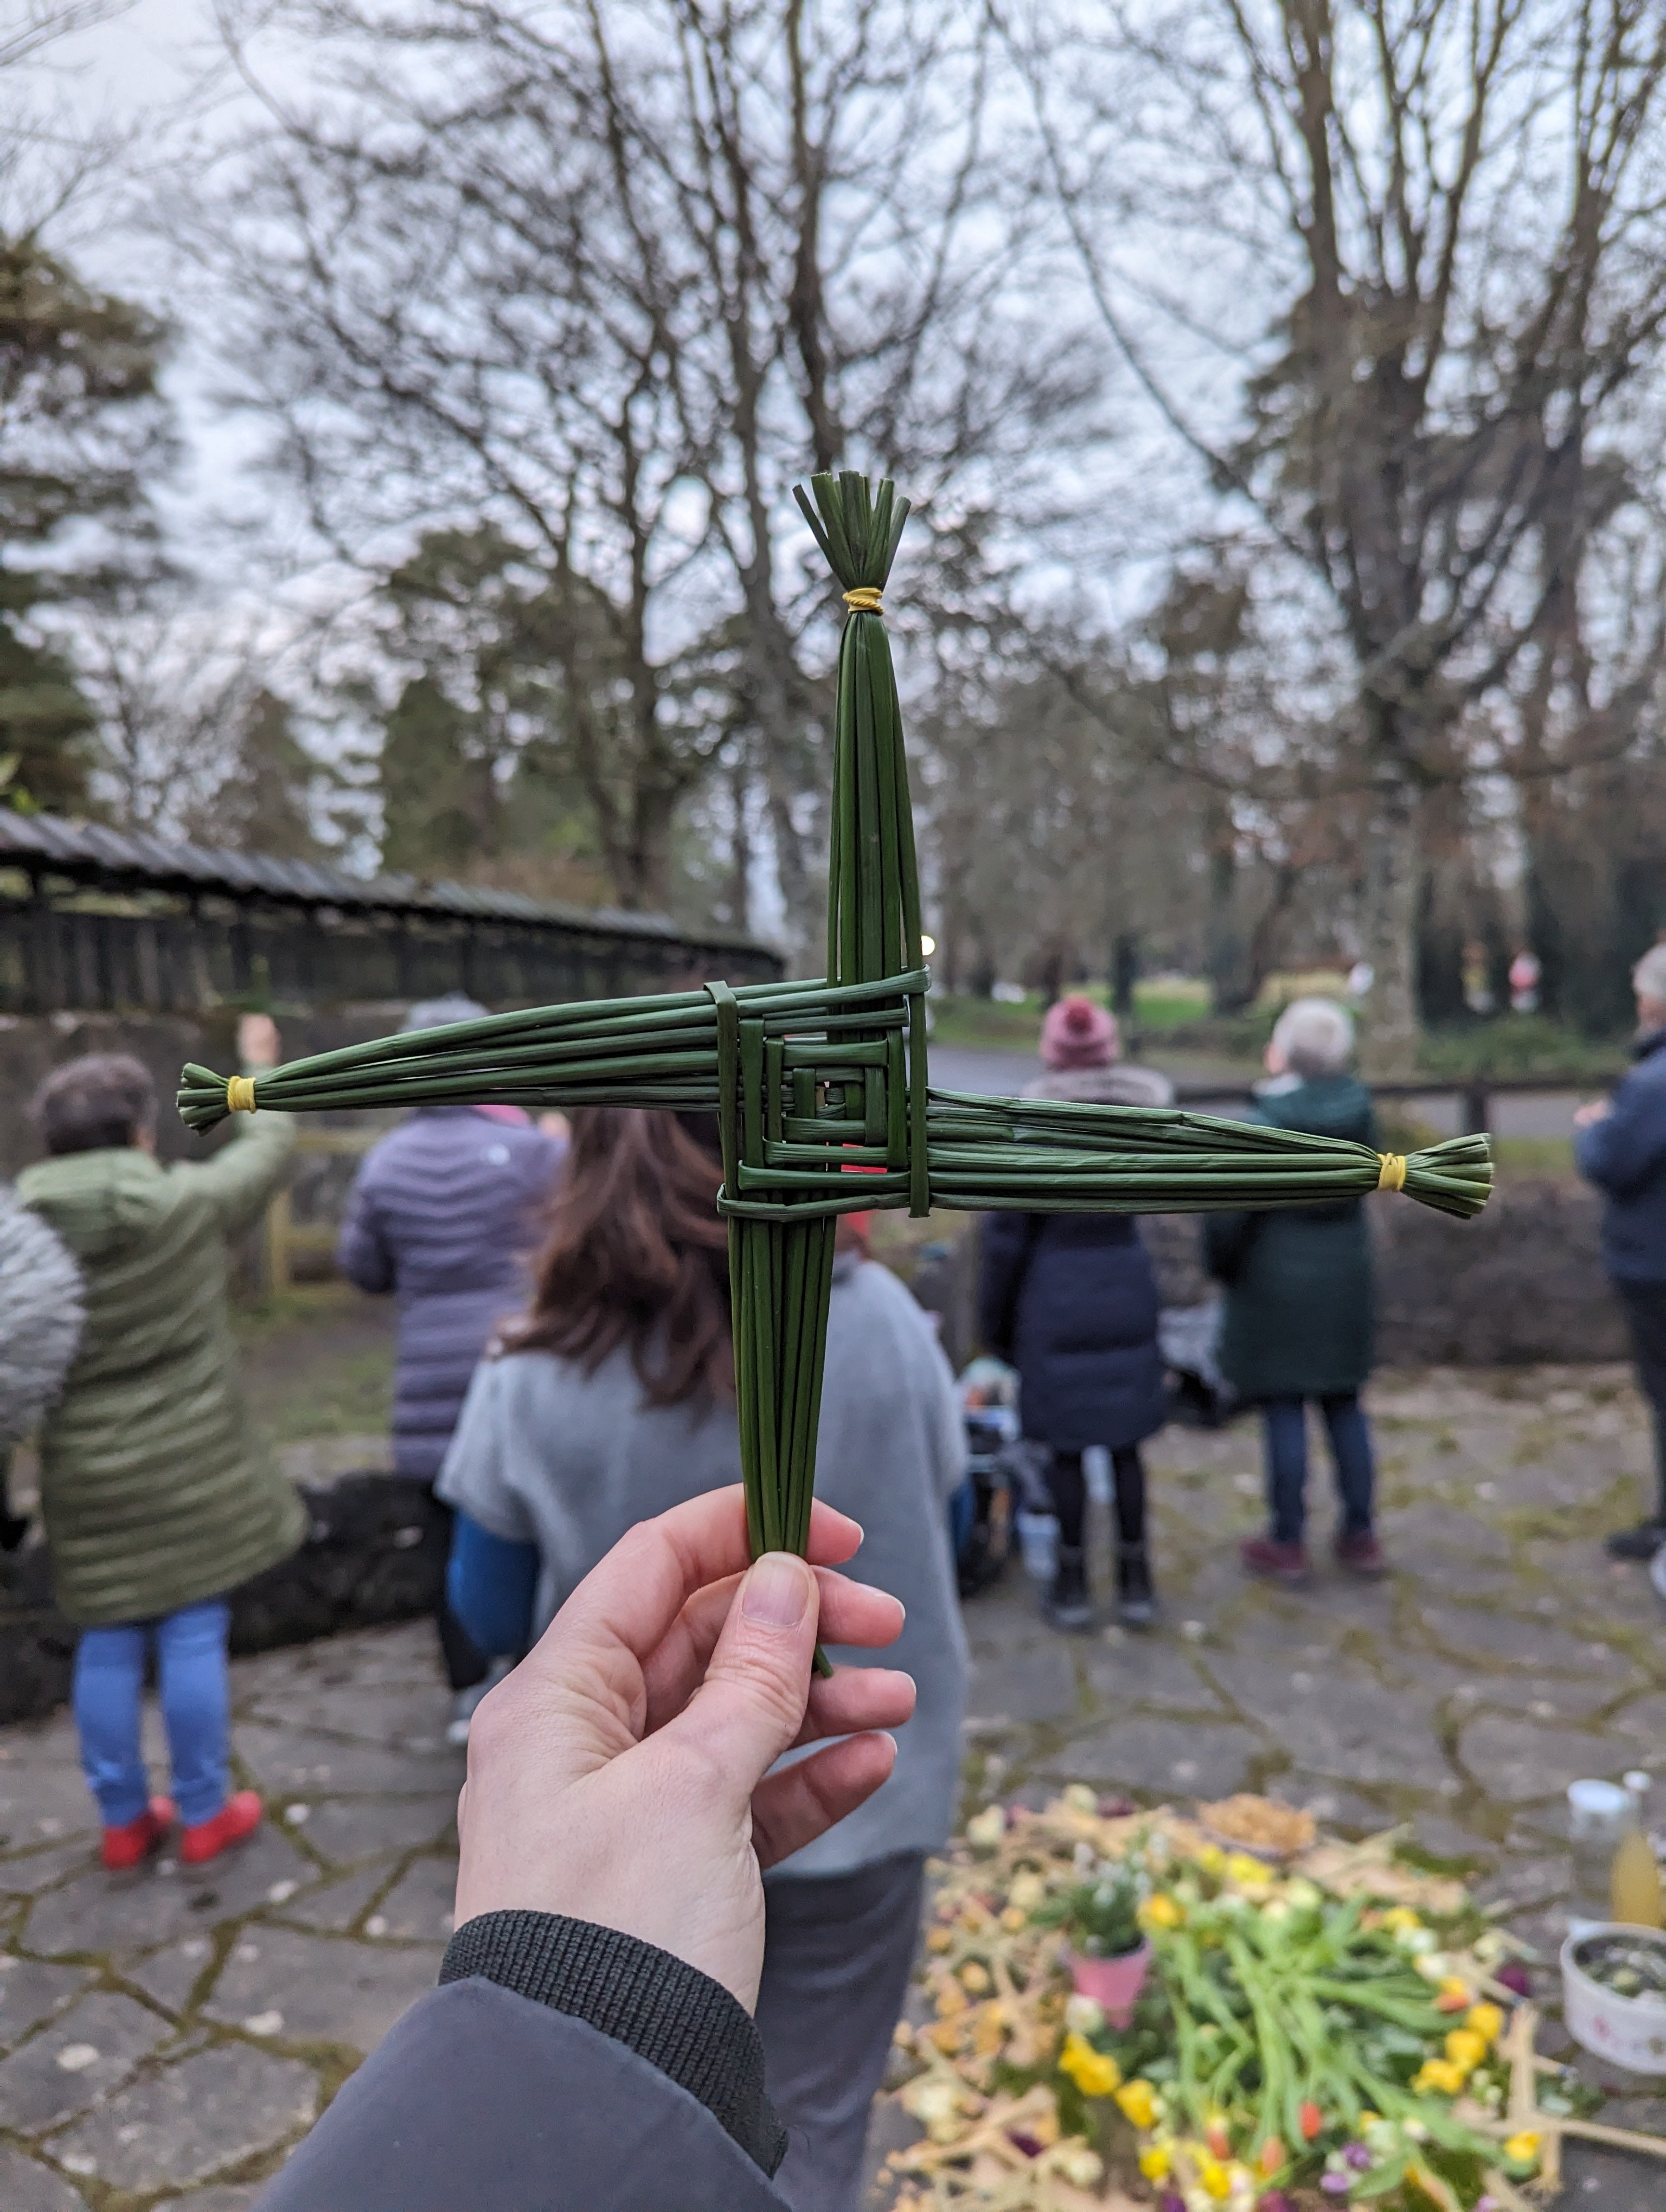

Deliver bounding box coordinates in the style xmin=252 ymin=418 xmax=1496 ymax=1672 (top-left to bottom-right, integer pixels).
xmin=1568 ymin=1778 xmax=1640 ymax=1937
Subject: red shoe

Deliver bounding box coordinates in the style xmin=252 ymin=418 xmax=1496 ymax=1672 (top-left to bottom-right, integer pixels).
xmin=1240 ymin=1535 xmax=1311 ymax=1586
xmin=1335 ymin=1529 xmax=1388 ymax=1578
xmin=179 ymin=1790 xmax=264 ymax=1866
xmin=102 ymin=1796 xmax=176 ymax=1872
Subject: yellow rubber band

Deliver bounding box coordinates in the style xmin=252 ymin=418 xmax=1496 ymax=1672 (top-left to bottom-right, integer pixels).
xmin=226 ymin=1075 xmax=258 ymax=1114
xmin=842 ymin=586 xmax=883 ymax=615
xmin=1377 ymin=1152 xmax=1407 ymax=1193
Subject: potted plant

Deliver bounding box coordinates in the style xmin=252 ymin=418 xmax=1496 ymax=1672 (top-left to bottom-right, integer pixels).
xmin=1046 ymin=1872 xmax=1150 ymax=2023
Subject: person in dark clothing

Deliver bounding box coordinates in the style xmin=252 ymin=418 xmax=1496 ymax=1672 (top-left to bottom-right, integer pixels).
xmin=251 ymin=1486 xmax=913 ymax=2212
xmin=336 ymin=994 xmax=565 ymax=1721
xmin=978 ymin=995 xmax=1170 ymax=1630
xmin=1575 ymin=943 xmax=1666 ymax=1560
xmin=1202 ymin=996 xmax=1386 ymax=1586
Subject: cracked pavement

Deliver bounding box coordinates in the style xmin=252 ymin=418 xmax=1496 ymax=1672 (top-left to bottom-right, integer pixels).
xmin=2 ymin=1365 xmax=1665 ymax=2205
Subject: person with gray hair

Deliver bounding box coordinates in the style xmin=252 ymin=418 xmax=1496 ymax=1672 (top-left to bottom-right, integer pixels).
xmin=335 ymin=994 xmax=566 ymax=1725
xmin=1203 ymin=996 xmax=1387 ymax=1584
xmin=1575 ymin=941 xmax=1666 ymax=1559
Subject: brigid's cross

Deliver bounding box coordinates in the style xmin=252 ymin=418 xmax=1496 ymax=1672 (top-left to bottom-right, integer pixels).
xmin=180 ymin=474 xmax=1490 ymax=1586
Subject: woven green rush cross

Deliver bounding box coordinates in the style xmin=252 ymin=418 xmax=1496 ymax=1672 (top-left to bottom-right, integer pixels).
xmin=180 ymin=473 xmax=1491 ymax=1628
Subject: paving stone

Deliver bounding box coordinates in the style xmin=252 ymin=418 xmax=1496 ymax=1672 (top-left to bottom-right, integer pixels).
xmin=1417 ymin=1602 xmax=1622 ymax=1674
xmin=124 ymin=1935 xmax=217 ymax=2015
xmin=241 ymin=1683 xmax=453 ymax=1747
xmin=235 ymin=1723 xmax=464 ymax=1797
xmin=0 ymin=1958 xmax=94 ymax=2050
xmin=0 ymin=1764 xmax=100 ymax=1845
xmin=0 ymin=1989 xmax=171 ymax=2132
xmin=295 ymin=1795 xmax=457 ymax=1865
xmin=1082 ymin=1637 xmax=1227 ymax=1711
xmin=1457 ymin=1711 xmax=1621 ymax=1802
xmin=964 ymin=1645 xmax=1077 ymax=1725
xmin=370 ymin=1855 xmax=456 ymax=1944
xmin=49 ymin=2041 xmax=317 ymax=2194
xmin=1040 ymin=1718 xmax=1261 ymax=1798
xmin=203 ymin=1924 xmax=440 ymax=2049
xmin=24 ymin=1825 xmax=312 ymax=1960
xmin=1609 ymin=1692 xmax=1666 ymax=1748
xmin=267 ymin=1861 xmax=393 ymax=1933
xmin=0 ymin=1842 xmax=100 ymax=1899
xmin=0 ymin=2144 xmax=87 ymax=2211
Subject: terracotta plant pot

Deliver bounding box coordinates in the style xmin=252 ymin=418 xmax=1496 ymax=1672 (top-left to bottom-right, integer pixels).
xmin=1067 ymin=1937 xmax=1152 ymax=2027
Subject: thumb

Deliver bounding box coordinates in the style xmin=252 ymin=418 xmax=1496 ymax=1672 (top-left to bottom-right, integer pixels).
xmin=670 ymin=1551 xmax=819 ymax=1796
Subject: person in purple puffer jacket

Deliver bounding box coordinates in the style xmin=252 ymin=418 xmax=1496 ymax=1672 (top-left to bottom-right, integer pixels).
xmin=336 ymin=996 xmax=566 ymax=1729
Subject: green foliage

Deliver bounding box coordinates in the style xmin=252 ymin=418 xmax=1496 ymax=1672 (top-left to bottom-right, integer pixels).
xmin=1042 ymin=1873 xmax=1143 ymax=1959
xmin=0 ymin=237 xmax=171 ymax=811
xmin=1415 ymin=1014 xmax=1627 ymax=1081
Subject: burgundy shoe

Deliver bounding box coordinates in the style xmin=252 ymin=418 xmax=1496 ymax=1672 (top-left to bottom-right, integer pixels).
xmin=1335 ymin=1529 xmax=1387 ymax=1578
xmin=1240 ymin=1535 xmax=1311 ymax=1586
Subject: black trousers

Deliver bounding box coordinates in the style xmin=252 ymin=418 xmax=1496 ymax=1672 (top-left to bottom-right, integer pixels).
xmin=1046 ymin=1446 xmax=1147 ymax=1552
xmin=1619 ymin=1282 xmax=1666 ymax=1515
xmin=426 ymin=1494 xmax=490 ymax=1693
xmin=755 ymin=1852 xmax=926 ymax=2212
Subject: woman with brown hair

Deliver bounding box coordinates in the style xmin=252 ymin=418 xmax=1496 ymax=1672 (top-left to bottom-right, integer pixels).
xmin=438 ymin=1105 xmax=967 ymax=2212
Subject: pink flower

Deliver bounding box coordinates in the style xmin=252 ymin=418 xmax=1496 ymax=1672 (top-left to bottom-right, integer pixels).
xmin=1495 ymin=1963 xmax=1532 ymax=1997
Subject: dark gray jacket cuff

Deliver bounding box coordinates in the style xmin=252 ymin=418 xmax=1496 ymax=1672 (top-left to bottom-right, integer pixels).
xmin=440 ymin=1909 xmax=786 ymax=2176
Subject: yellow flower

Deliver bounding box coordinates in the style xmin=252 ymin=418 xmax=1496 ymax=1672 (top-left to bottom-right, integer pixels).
xmin=999 ymin=1906 xmax=1027 ymax=1933
xmin=1139 ymin=2145 xmax=1171 ymax=2181
xmin=959 ymin=1960 xmax=991 ymax=1994
xmin=1434 ymin=1975 xmax=1475 ymax=2012
xmin=1225 ymin=1853 xmax=1270 ymax=1887
xmin=1199 ymin=2159 xmax=1232 ymax=2200
xmin=1466 ymin=2001 xmax=1505 ymax=2044
xmin=926 ymin=1927 xmax=952 ymax=1954
xmin=1412 ymin=2058 xmax=1467 ymax=2096
xmin=1058 ymin=2031 xmax=1122 ymax=2098
xmin=1356 ymin=2111 xmax=1381 ymax=2130
xmin=1139 ymin=1893 xmax=1183 ymax=1930
xmin=1196 ymin=1843 xmax=1227 ymax=1875
xmin=1503 ymin=2131 xmax=1542 ymax=2165
xmin=1383 ymin=1906 xmax=1423 ymax=1932
xmin=1115 ymin=2079 xmax=1160 ymax=2131
xmin=1443 ymin=2028 xmax=1487 ymax=2072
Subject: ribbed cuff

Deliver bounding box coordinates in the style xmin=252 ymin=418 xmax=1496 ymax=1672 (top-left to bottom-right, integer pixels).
xmin=440 ymin=1911 xmax=786 ymax=2176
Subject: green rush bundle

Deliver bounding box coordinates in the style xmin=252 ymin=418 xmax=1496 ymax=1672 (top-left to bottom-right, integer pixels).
xmin=178 ymin=470 xmax=1492 ymax=1603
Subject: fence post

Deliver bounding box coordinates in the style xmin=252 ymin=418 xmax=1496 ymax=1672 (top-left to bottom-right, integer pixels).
xmin=1462 ymin=1080 xmax=1490 ymax=1135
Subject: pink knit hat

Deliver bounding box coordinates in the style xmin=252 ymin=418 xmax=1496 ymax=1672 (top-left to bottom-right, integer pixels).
xmin=1040 ymin=995 xmax=1119 ymax=1070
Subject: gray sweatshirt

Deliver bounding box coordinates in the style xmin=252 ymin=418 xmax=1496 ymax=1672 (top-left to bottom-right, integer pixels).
xmin=437 ymin=1253 xmax=969 ymax=1877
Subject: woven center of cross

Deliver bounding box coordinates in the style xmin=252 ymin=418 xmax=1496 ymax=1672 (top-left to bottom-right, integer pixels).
xmin=180 ymin=473 xmax=1490 ymax=1580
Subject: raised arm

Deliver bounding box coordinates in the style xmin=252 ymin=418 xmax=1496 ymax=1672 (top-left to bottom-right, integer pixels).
xmin=178 ymin=1017 xmax=296 ymax=1236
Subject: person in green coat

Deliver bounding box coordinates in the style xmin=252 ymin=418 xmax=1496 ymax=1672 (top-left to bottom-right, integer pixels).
xmin=20 ymin=1015 xmax=305 ymax=1870
xmin=1202 ymin=997 xmax=1387 ymax=1586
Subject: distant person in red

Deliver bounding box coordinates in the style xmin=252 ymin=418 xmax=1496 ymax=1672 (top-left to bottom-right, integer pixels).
xmin=336 ymin=996 xmax=566 ymax=1737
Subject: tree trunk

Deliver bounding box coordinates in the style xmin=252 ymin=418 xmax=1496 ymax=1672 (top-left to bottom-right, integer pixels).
xmin=1359 ymin=776 xmax=1421 ymax=1077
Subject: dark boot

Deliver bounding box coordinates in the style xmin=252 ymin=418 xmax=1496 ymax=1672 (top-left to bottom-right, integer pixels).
xmin=1116 ymin=1543 xmax=1156 ymax=1630
xmin=1045 ymin=1545 xmax=1095 ymax=1632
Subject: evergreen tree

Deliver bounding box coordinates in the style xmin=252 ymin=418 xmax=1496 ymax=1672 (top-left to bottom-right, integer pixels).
xmin=0 ymin=237 xmax=170 ymax=812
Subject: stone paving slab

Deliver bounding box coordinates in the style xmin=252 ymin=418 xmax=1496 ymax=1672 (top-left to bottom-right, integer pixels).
xmin=0 ymin=1366 xmax=1663 ymax=2205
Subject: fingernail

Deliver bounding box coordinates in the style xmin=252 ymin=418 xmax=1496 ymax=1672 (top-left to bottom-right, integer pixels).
xmin=742 ymin=1552 xmax=811 ymax=1628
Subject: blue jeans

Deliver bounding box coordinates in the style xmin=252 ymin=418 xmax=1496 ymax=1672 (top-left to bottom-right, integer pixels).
xmin=1261 ymin=1395 xmax=1375 ymax=1545
xmin=73 ymin=1599 xmax=232 ymax=1829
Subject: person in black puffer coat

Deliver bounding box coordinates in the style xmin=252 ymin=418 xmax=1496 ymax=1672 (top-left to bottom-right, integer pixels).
xmin=978 ymin=996 xmax=1170 ymax=1631
xmin=1203 ymin=996 xmax=1386 ymax=1587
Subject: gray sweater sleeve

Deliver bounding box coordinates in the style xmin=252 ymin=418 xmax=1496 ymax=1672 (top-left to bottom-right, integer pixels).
xmin=252 ymin=1915 xmax=789 ymax=2212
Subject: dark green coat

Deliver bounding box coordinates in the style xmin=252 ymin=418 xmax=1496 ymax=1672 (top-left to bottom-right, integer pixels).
xmin=18 ymin=1116 xmax=305 ymax=1626
xmin=1202 ymin=1074 xmax=1378 ymax=1403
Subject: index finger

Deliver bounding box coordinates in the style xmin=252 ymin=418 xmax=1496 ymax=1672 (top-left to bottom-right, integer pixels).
xmin=540 ymin=1487 xmax=866 ymax=1674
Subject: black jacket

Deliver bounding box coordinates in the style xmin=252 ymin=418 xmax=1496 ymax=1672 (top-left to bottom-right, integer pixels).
xmin=978 ymin=1211 xmax=1167 ymax=1451
xmin=253 ymin=1913 xmax=788 ymax=2211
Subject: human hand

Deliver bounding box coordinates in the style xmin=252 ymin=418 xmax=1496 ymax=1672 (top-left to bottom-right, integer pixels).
xmin=1573 ymin=1098 xmax=1611 ymax=1128
xmin=453 ymin=1487 xmax=914 ymax=2010
xmin=237 ymin=1013 xmax=281 ymax=1070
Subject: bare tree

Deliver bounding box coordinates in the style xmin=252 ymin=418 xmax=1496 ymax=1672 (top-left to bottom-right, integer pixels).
xmin=1021 ymin=0 xmax=1666 ymax=1065
xmin=177 ymin=0 xmax=1103 ymax=934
